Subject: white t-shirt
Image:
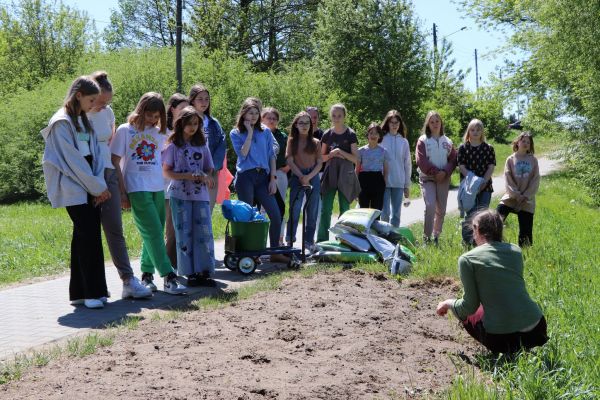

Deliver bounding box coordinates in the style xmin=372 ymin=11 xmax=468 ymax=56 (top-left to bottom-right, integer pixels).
xmin=88 ymin=107 xmax=116 ymax=169
xmin=110 ymin=123 xmax=167 ymax=193
xmin=76 ymin=131 xmax=91 ymax=157
xmin=75 ymin=117 xmax=91 ymax=157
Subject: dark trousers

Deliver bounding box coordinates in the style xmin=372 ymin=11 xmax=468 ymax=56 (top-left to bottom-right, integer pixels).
xmin=496 ymin=203 xmax=534 ymax=247
xmin=66 ymin=196 xmax=108 ymax=301
xmin=462 ymin=305 xmax=548 ymax=354
xmin=235 ymin=168 xmax=282 ymax=248
xmin=461 ymin=191 xmax=492 ymax=245
xmin=358 ymin=171 xmax=385 ymax=210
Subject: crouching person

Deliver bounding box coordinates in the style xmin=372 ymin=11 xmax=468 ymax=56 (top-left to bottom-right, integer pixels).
xmin=436 ymin=209 xmax=548 ymax=355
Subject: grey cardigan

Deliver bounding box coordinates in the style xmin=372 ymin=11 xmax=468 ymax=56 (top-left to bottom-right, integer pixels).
xmin=41 ymin=109 xmax=107 ymax=208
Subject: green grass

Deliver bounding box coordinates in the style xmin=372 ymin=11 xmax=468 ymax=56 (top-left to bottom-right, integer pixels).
xmin=407 ymin=172 xmax=599 ymax=399
xmin=0 ymin=136 xmax=559 ymax=287
xmin=0 ymin=331 xmax=115 ymax=385
xmin=0 ymin=202 xmax=229 ymax=287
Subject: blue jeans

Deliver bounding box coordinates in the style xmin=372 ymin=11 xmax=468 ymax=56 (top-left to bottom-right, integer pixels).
xmin=286 ymin=169 xmax=320 ymax=245
xmin=235 ymin=168 xmax=282 ymax=248
xmin=381 ymin=187 xmax=404 ymax=227
xmin=461 ymin=191 xmax=492 ymax=245
xmin=170 ymin=198 xmax=215 ymax=276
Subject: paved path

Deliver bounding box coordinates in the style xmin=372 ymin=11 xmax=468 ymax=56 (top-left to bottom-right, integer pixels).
xmin=0 ymin=157 xmax=561 ymax=361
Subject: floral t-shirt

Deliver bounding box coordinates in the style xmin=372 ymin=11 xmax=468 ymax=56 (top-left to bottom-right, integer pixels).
xmin=110 ymin=123 xmax=166 ymax=193
xmin=162 ymin=142 xmax=214 ymax=202
xmin=457 ymin=142 xmax=496 ymax=192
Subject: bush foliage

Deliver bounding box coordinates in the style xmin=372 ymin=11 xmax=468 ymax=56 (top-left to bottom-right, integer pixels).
xmin=0 ymin=0 xmax=514 ymax=202
xmin=0 ymin=48 xmax=330 ymax=201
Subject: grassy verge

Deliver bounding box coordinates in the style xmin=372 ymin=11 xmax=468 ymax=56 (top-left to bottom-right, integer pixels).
xmin=0 ymin=203 xmax=228 ymax=287
xmin=408 ymin=172 xmax=599 ymax=399
xmin=0 ymin=331 xmax=115 ymax=384
xmin=0 ymin=135 xmax=560 ymax=287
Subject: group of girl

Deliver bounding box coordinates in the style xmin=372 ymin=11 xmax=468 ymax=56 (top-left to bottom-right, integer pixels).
xmin=42 ymin=74 xmax=540 ymax=309
xmin=42 ymin=74 xmax=226 ymax=308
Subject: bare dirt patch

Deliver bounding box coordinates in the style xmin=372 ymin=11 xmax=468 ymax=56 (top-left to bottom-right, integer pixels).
xmin=1 ymin=269 xmax=479 ymax=399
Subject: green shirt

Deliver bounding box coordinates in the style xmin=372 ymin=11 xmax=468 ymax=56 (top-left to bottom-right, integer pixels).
xmin=453 ymin=242 xmax=543 ymax=334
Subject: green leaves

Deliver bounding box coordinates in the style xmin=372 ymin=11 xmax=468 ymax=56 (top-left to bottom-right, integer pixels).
xmin=0 ymin=0 xmax=92 ymax=93
xmin=461 ymin=0 xmax=600 ymax=203
xmin=314 ymin=0 xmax=430 ymax=136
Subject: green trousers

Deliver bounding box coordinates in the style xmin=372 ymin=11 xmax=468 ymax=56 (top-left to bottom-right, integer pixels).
xmin=129 ymin=191 xmax=173 ymax=277
xmin=317 ymin=189 xmax=350 ymax=242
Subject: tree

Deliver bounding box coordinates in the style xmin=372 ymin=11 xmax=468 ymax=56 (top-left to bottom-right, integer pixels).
xmin=460 ymin=0 xmax=600 ymax=202
xmin=189 ymin=0 xmax=319 ymax=69
xmin=314 ymin=0 xmax=430 ymax=135
xmin=0 ymin=0 xmax=92 ymax=92
xmin=424 ymin=38 xmax=471 ymax=137
xmin=103 ymin=0 xmax=185 ymax=49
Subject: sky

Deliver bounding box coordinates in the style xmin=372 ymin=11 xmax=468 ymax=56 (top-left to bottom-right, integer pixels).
xmin=62 ymin=0 xmax=513 ymax=92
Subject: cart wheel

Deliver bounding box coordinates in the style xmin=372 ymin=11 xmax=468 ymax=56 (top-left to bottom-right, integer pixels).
xmin=237 ymin=257 xmax=257 ymax=275
xmin=224 ymin=254 xmax=239 ymax=271
xmin=287 ymin=254 xmax=301 ymax=270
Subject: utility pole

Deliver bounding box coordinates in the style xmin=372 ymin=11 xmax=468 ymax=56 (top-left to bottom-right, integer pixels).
xmin=432 ymin=23 xmax=437 ymax=53
xmin=176 ymin=0 xmax=183 ymax=93
xmin=474 ymin=48 xmax=479 ymax=93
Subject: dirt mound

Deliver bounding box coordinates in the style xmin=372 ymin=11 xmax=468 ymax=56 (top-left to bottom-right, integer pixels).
xmin=1 ymin=270 xmax=479 ymax=399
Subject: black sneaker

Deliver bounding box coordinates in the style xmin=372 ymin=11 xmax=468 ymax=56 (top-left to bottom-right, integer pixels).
xmin=186 ymin=273 xmax=201 ymax=287
xmin=198 ymin=272 xmax=217 ymax=287
xmin=198 ymin=277 xmax=217 ymax=287
xmin=141 ymin=272 xmax=157 ymax=292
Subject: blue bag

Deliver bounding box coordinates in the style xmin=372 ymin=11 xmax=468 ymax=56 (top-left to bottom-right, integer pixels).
xmin=221 ymin=200 xmax=267 ymax=222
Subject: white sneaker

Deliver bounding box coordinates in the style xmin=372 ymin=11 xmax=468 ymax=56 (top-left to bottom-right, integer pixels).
xmin=84 ymin=299 xmax=104 ymax=309
xmin=71 ymin=297 xmax=108 ymax=306
xmin=163 ymin=274 xmax=187 ymax=295
xmin=122 ymin=276 xmax=153 ymax=299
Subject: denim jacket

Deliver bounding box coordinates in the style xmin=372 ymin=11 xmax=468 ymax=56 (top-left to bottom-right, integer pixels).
xmin=205 ymin=115 xmax=226 ymax=170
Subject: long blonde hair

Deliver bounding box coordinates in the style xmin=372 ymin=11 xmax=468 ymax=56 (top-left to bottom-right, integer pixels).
xmin=421 ymin=111 xmax=445 ymax=138
xmin=462 ymin=119 xmax=485 ymax=143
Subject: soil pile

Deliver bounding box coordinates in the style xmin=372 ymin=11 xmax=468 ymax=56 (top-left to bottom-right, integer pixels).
xmin=1 ymin=270 xmax=479 ymax=399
